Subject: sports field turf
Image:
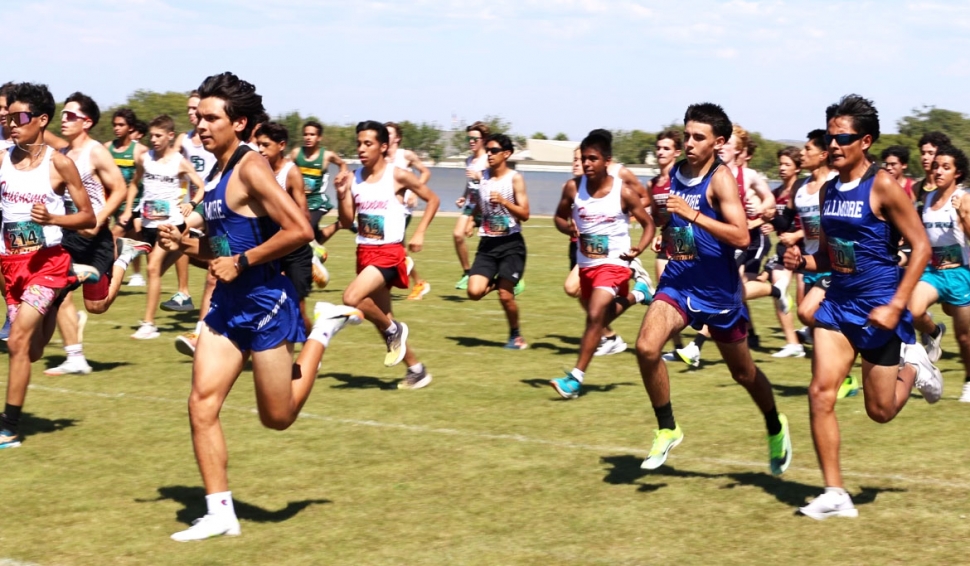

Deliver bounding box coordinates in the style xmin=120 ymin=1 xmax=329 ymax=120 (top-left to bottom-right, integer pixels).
xmin=0 ymin=218 xmax=967 ymax=565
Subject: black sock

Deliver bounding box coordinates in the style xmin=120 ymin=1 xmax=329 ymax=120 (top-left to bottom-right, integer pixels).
xmin=769 ymin=286 xmax=781 ymax=299
xmin=463 ymin=269 xmax=470 ymax=276
xmin=964 ymin=375 xmax=970 ymax=384
xmin=694 ymin=334 xmax=707 ymax=349
xmin=2 ymin=403 xmax=22 ymax=434
xmin=510 ymin=327 xmax=521 ymax=338
xmin=763 ymin=406 xmax=782 ymax=436
xmin=932 ymin=324 xmax=943 ymax=339
xmin=653 ymin=402 xmax=676 ymax=431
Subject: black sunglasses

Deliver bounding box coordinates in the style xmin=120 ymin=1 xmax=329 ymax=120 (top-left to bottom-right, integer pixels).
xmin=824 ymin=133 xmax=864 ymax=146
xmin=485 ymin=147 xmax=507 ymax=155
xmin=6 ymin=111 xmax=35 ymax=127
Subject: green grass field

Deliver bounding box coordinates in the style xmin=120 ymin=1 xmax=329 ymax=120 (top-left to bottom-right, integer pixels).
xmin=1 ymin=219 xmax=968 ymax=565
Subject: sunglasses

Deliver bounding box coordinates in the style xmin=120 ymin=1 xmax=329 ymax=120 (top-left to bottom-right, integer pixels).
xmin=467 ymin=136 xmax=482 ymax=143
xmin=61 ymin=110 xmax=89 ymax=123
xmin=824 ymin=133 xmax=863 ymax=146
xmin=485 ymin=147 xmax=506 ymax=155
xmin=6 ymin=111 xmax=35 ymax=127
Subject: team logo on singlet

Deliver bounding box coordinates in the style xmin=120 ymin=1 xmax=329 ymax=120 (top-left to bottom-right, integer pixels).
xmin=191 ymin=155 xmax=205 ymax=172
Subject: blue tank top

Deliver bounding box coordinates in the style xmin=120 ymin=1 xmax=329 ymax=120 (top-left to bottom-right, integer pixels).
xmin=820 ymin=164 xmax=901 ymax=299
xmin=202 ymin=146 xmax=281 ymax=288
xmin=658 ymin=159 xmax=742 ymax=309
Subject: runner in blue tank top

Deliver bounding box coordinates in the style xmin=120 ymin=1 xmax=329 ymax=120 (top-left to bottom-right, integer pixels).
xmin=156 ymin=73 xmax=364 ymax=543
xmin=635 ymin=102 xmax=792 ymax=478
xmin=783 ymin=94 xmax=943 ymax=521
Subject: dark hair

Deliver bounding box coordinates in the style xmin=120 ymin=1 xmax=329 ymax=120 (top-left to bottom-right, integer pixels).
xmin=934 ymin=144 xmax=969 ymax=184
xmin=303 ymin=120 xmax=323 ymax=136
xmin=149 ymin=114 xmax=176 ymax=133
xmin=683 ymin=103 xmax=732 ymax=140
xmin=65 ymin=92 xmax=101 ymax=128
xmin=0 ymin=82 xmax=16 ymax=100
xmin=467 ymin=121 xmax=491 ymax=138
xmin=807 ymin=129 xmax=827 ymax=151
xmin=384 ymin=121 xmax=401 ymax=140
xmin=6 ymin=82 xmax=56 ymax=126
xmin=133 ymin=120 xmax=148 ymax=136
xmin=656 ymin=128 xmax=683 ymax=150
xmin=777 ymin=146 xmax=802 ymax=168
xmin=580 ymin=129 xmax=613 ymax=159
xmin=356 ymin=120 xmax=389 ymax=145
xmin=112 ymin=108 xmax=138 ymax=128
xmin=485 ymin=133 xmax=514 ymax=153
xmin=257 ymin=121 xmax=289 ymax=145
xmin=880 ymin=145 xmax=910 ymax=165
xmin=825 ymin=94 xmax=880 ymax=142
xmin=746 ymin=138 xmax=757 ymax=157
xmin=918 ymin=131 xmax=950 ymax=150
xmin=196 ymin=72 xmax=265 ymax=141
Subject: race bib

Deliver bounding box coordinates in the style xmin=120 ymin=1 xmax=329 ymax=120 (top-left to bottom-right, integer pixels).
xmin=485 ymin=214 xmax=510 ymax=236
xmin=143 ymin=200 xmax=171 ymax=221
xmin=3 ymin=220 xmax=45 ymax=254
xmin=580 ymin=233 xmax=609 ymax=259
xmin=931 ymin=244 xmax=964 ymax=268
xmin=828 ymin=237 xmax=857 ymax=274
xmin=663 ymin=225 xmax=697 ymax=261
xmin=208 ymin=234 xmax=231 ymax=258
xmin=304 ymin=175 xmax=321 ymax=194
xmin=358 ymin=213 xmax=385 ymax=241
xmin=802 ymin=215 xmax=821 ymax=241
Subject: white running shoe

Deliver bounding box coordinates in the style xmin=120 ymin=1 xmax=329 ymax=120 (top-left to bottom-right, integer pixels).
xmin=799 ymin=490 xmax=858 ymax=520
xmin=171 ymin=514 xmax=241 ymax=542
xmin=771 ymin=343 xmax=805 ymax=358
xmin=595 ymin=335 xmax=628 ymax=356
xmin=675 ymin=342 xmax=701 ymax=368
xmin=131 ymin=321 xmax=160 ymax=340
xmin=775 ymin=292 xmax=793 ymax=315
xmin=73 ymin=263 xmax=101 ymax=284
xmin=959 ymin=382 xmax=970 ymax=403
xmin=127 ymin=273 xmax=146 ymax=287
xmin=904 ymin=343 xmax=943 ymax=403
xmin=43 ymin=357 xmax=93 ymax=376
xmin=311 ymin=302 xmax=363 ymax=344
xmin=920 ymin=322 xmax=946 ymax=364
xmin=629 ymin=257 xmax=655 ymax=295
xmin=405 ymin=256 xmax=415 ymax=276
xmin=661 ymin=351 xmax=678 ymax=362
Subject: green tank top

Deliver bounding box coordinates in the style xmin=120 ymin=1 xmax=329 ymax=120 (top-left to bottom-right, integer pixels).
xmin=109 ymin=140 xmax=142 ymax=211
xmin=295 ymin=147 xmax=332 ymax=212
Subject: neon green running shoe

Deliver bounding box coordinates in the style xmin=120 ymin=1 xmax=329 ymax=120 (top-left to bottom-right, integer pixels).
xmin=837 ymin=374 xmax=860 ymax=399
xmin=640 ymin=425 xmax=684 ymax=470
xmin=455 ymin=274 xmax=469 ymax=290
xmin=514 ymin=279 xmax=525 ymax=296
xmin=768 ymin=413 xmax=792 ymax=475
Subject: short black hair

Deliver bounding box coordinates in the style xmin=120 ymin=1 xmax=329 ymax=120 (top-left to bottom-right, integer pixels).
xmin=934 ymin=144 xmax=969 ymax=184
xmin=6 ymin=82 xmax=56 ymax=126
xmin=918 ymin=131 xmax=950 ymax=150
xmin=580 ymin=129 xmax=613 ymax=159
xmin=683 ymin=103 xmax=732 ymax=140
xmin=880 ymin=145 xmax=910 ymax=165
xmin=258 ymin=121 xmax=289 ymax=145
xmin=807 ymin=129 xmax=827 ymax=151
xmin=133 ymin=119 xmax=148 ymax=137
xmin=485 ymin=133 xmax=514 ymax=153
xmin=65 ymin=92 xmax=101 ymax=128
xmin=657 ymin=128 xmax=683 ymax=150
xmin=356 ymin=120 xmax=389 ymax=145
xmin=112 ymin=108 xmax=138 ymax=128
xmin=0 ymin=82 xmax=16 ymax=100
xmin=196 ymin=72 xmax=265 ymax=141
xmin=825 ymin=94 xmax=880 ymax=142
xmin=303 ymin=120 xmax=323 ymax=136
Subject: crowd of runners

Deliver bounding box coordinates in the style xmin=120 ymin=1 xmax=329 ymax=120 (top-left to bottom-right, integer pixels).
xmin=0 ymin=73 xmax=963 ymax=538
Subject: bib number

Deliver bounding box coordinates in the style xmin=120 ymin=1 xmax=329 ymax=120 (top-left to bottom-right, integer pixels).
xmin=208 ymin=234 xmax=231 ymax=258
xmin=802 ymin=215 xmax=820 ymax=242
xmin=663 ymin=225 xmax=697 ymax=261
xmin=931 ymin=244 xmax=964 ymax=269
xmin=484 ymin=214 xmax=510 ymax=236
xmin=358 ymin=213 xmax=385 ymax=241
xmin=828 ymin=237 xmax=857 ymax=274
xmin=304 ymin=176 xmax=320 ymax=194
xmin=3 ymin=220 xmax=45 ymax=254
xmin=143 ymin=200 xmax=171 ymax=221
xmin=580 ymin=233 xmax=609 ymax=259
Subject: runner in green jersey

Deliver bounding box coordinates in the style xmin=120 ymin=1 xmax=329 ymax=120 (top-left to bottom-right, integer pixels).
xmin=289 ymin=120 xmax=348 ymax=245
xmin=107 ymin=108 xmax=148 ymax=286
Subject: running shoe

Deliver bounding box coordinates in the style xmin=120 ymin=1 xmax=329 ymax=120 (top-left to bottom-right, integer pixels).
xmin=640 ymin=425 xmax=684 ymax=470
xmin=116 ymin=237 xmax=152 ymax=259
xmin=171 ymin=514 xmax=241 ymax=542
xmin=904 ymin=343 xmax=943 ymax=403
xmin=633 ymin=281 xmax=653 ymax=305
xmin=312 ymin=257 xmax=330 ymax=289
xmin=920 ymin=322 xmax=946 ymax=364
xmin=405 ymin=256 xmax=415 ymax=276
xmin=795 ymin=327 xmax=813 ymax=346
xmin=399 ymin=366 xmax=432 ymax=390
xmin=384 ymin=322 xmax=409 ymax=367
xmin=505 ymin=336 xmax=528 ymax=350
xmin=771 ymin=343 xmax=805 ymax=358
xmin=131 ymin=321 xmax=160 ymax=340
xmin=127 ymin=273 xmax=146 ymax=287
xmin=630 ymin=257 xmax=655 ymax=296
xmin=455 ymin=274 xmax=469 ymax=290
xmin=0 ymin=429 xmax=21 ymax=450
xmin=407 ymin=281 xmax=431 ymax=300
xmin=837 ymin=375 xmax=860 ymax=399
xmin=960 ymin=382 xmax=970 ymax=403
xmin=514 ymin=279 xmax=525 ymax=296
xmin=73 ymin=263 xmax=101 ymax=284
xmin=675 ymin=342 xmax=701 ymax=368
xmin=550 ymin=374 xmax=582 ymax=399
xmin=44 ymin=357 xmax=92 ymax=376
xmin=161 ymin=292 xmax=195 ymax=313
xmin=311 ymin=243 xmax=328 ymax=263
xmin=661 ymin=351 xmax=678 ymax=362
xmin=0 ymin=317 xmax=10 ymax=341
xmin=595 ymin=335 xmax=628 ymax=356
xmin=312 ymin=302 xmax=363 ymax=340
xmin=768 ymin=413 xmax=792 ymax=475
xmin=799 ymin=490 xmax=858 ymax=520
xmin=175 ymin=333 xmax=198 ymax=357
xmin=775 ymin=292 xmax=793 ymax=315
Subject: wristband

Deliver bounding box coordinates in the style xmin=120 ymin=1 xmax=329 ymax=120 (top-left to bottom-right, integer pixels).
xmin=797 ymin=257 xmax=807 ymax=271
xmin=237 ymin=252 xmax=250 ymax=271
xmin=692 ymin=210 xmax=700 ymax=223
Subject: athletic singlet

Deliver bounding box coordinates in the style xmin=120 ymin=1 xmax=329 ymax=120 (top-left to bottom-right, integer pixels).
xmin=902 ymin=177 xmax=914 ymax=199
xmin=573 ymin=174 xmax=630 ymax=269
xmin=202 ymin=146 xmax=280 ymax=288
xmin=922 ymin=188 xmax=969 ymax=269
xmin=351 ymin=165 xmax=406 ymax=246
xmin=140 ymin=150 xmax=184 ymax=228
xmin=61 ymin=140 xmax=106 ymax=216
xmin=774 ymin=184 xmax=799 ymax=231
xmin=295 ymin=147 xmax=330 ymax=210
xmin=110 ymin=140 xmax=142 ymax=210
xmin=463 ymin=153 xmax=488 ymax=208
xmin=794 ymin=180 xmax=823 ymax=255
xmin=659 ymin=160 xmax=741 ymax=309
xmin=821 ymin=164 xmax=902 ymax=298
xmin=736 ymin=166 xmax=761 ymax=221
xmin=390 ymin=149 xmax=415 ymax=215
xmin=0 ymin=147 xmax=64 ymax=254
xmin=651 ymin=175 xmax=672 ymax=218
xmin=274 ymin=161 xmax=295 ymax=190
xmin=182 ymin=131 xmax=216 ymax=190
xmin=478 ymin=169 xmax=521 ymax=238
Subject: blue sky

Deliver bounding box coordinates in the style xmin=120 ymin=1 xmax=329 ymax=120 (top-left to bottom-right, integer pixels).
xmin=9 ymin=0 xmax=970 ymax=140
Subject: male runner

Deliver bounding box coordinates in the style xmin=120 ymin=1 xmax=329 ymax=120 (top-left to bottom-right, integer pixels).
xmin=880 ymin=145 xmax=914 ymax=201
xmin=453 ymin=121 xmax=490 ymax=290
xmin=336 ymin=120 xmax=439 ymax=389
xmin=158 ymin=73 xmax=361 ymax=541
xmin=465 ymin=133 xmax=531 ymax=349
xmin=634 ymin=102 xmax=791 ymax=476
xmin=0 ymin=82 xmax=96 ymax=449
xmin=785 ymin=95 xmax=941 ymax=519
xmin=913 ymin=132 xmax=951 ymax=210
xmin=290 ymin=120 xmax=348 ymax=252
xmin=549 ymin=130 xmax=655 ymax=398
xmin=106 ymin=108 xmax=149 ymax=287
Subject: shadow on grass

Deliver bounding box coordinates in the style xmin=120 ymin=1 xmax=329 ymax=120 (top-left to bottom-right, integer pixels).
xmin=543 ymin=334 xmax=581 ymax=346
xmin=322 ymin=372 xmax=400 ymax=390
xmin=528 ymin=342 xmax=578 ymax=356
xmin=42 ymin=356 xmax=132 ymax=373
xmin=446 ymin=335 xmax=507 ymax=349
xmin=600 ymin=455 xmax=904 ymax=509
xmin=439 ymin=294 xmax=468 ymax=303
xmin=770 ymin=383 xmax=809 ymax=397
xmin=520 ymin=378 xmax=636 ymax=398
xmin=19 ymin=412 xmax=78 ymax=440
xmin=137 ymin=485 xmax=331 ymax=526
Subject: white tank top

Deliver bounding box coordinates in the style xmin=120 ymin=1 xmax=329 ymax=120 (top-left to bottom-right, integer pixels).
xmin=794 ymin=180 xmax=822 ymax=255
xmin=478 ymin=169 xmax=521 ymax=237
xmin=390 ymin=149 xmax=415 ymax=215
xmin=463 ymin=153 xmax=489 ymax=208
xmin=0 ymin=147 xmax=64 ymax=254
xmin=573 ymin=174 xmax=630 ymax=268
xmin=351 ymin=165 xmax=406 ymax=245
xmin=182 ymin=131 xmax=216 ymax=188
xmin=140 ymin=150 xmax=184 ymax=228
xmin=275 ymin=161 xmax=295 ymax=191
xmin=61 ymin=140 xmax=106 ymax=216
xmin=923 ymin=188 xmax=969 ymax=269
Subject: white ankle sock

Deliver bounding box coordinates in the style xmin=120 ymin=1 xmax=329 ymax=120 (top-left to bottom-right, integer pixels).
xmin=65 ymin=344 xmax=84 ymax=361
xmin=206 ymin=491 xmax=235 ymax=519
